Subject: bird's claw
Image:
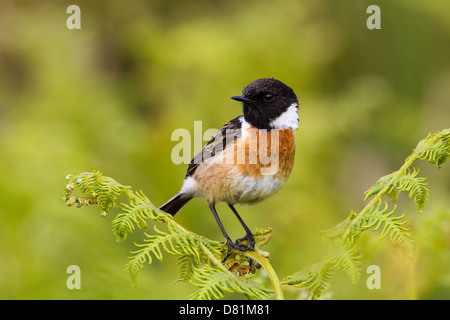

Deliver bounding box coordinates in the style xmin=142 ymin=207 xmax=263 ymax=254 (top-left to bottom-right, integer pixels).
xmin=221 ymin=233 xmax=256 ymax=264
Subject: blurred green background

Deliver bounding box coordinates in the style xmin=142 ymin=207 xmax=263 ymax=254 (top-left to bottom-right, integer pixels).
xmin=1 ymin=0 xmax=449 ymax=299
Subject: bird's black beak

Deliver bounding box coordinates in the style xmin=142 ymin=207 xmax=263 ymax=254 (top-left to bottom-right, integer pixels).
xmin=231 ymin=95 xmax=254 ymax=103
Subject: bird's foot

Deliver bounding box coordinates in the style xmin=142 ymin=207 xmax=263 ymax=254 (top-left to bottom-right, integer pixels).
xmin=221 ymin=233 xmax=255 ymax=264
xmin=235 ymin=232 xmax=256 ymax=251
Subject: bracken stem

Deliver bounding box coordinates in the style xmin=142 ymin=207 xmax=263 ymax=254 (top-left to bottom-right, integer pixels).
xmin=244 ymin=250 xmax=284 ymax=300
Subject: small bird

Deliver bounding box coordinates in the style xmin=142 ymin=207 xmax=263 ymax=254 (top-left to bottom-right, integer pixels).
xmin=160 ymin=78 xmax=299 ymax=261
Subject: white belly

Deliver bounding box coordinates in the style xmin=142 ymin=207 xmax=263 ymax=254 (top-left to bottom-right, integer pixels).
xmin=230 ymin=174 xmax=286 ymax=205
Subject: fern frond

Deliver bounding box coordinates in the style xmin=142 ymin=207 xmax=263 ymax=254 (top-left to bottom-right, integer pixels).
xmin=282 ymin=261 xmax=335 ymax=298
xmin=323 ymin=215 xmax=354 ymax=240
xmin=371 ymin=207 xmax=415 ymax=256
xmin=350 ymin=202 xmax=388 ymax=239
xmin=394 ymin=168 xmax=429 ymax=211
xmin=113 ymin=191 xmax=161 ymax=241
xmin=415 ymin=129 xmax=450 ymax=168
xmin=352 ymin=202 xmax=415 ymax=256
xmin=284 ymin=239 xmax=361 ymax=295
xmin=125 ymin=223 xmax=201 ymax=284
xmin=190 ymin=265 xmax=273 ymax=300
xmin=64 ymin=171 xmax=282 ymax=299
xmin=176 ymin=255 xmax=198 ymax=282
xmin=65 ymin=171 xmax=131 ymax=212
xmin=328 ymin=240 xmax=362 ymax=284
xmin=364 ymin=168 xmax=429 ymax=212
xmin=113 ymin=206 xmax=149 ymax=241
xmin=96 ymin=175 xmax=131 ymax=212
xmin=364 ymin=172 xmax=396 ymax=200
xmin=64 ymin=128 xmax=449 ymax=300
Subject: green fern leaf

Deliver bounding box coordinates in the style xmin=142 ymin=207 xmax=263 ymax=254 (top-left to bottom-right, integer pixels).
xmin=352 ymin=201 xmax=389 ymax=235
xmin=176 ymin=255 xmax=198 ymax=282
xmin=364 ymin=172 xmax=395 ymax=200
xmin=415 ymin=130 xmax=450 ymax=168
xmin=125 ymin=225 xmax=200 ymax=285
xmin=113 ymin=204 xmax=152 ymax=241
xmin=370 ymin=205 xmax=415 ymax=256
xmin=329 ymin=241 xmax=362 ymax=284
xmin=190 ymin=265 xmax=272 ymax=300
xmin=282 ymin=261 xmax=335 ymax=298
xmin=393 ymin=168 xmax=429 ymax=211
xmin=64 ymin=129 xmax=450 ymax=300
xmin=64 ymin=171 xmax=132 ymax=213
xmin=365 ymin=169 xmax=429 ymax=212
xmin=113 ymin=191 xmax=163 ymax=241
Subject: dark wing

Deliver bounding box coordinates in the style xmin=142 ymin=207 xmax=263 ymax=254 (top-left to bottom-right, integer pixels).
xmin=185 ymin=115 xmax=243 ymax=177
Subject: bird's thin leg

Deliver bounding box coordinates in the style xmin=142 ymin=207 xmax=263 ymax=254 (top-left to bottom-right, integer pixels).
xmin=208 ymin=202 xmax=247 ymax=262
xmin=228 ymin=204 xmax=256 ymax=251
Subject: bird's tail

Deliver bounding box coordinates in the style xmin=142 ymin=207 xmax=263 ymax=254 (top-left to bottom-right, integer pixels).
xmin=159 ymin=193 xmax=192 ymax=216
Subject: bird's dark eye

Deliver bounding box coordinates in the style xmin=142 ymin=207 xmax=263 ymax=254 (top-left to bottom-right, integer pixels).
xmin=264 ymin=93 xmax=274 ymax=102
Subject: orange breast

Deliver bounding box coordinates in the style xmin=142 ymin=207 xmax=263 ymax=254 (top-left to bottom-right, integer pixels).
xmin=235 ymin=127 xmax=296 ymax=179
xmin=189 ymin=127 xmax=296 ymax=203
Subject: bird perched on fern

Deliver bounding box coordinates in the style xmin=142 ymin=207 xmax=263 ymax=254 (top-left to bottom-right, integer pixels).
xmin=159 ymin=78 xmax=299 ymax=261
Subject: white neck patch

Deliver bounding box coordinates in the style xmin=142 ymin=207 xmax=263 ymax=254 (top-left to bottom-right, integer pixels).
xmin=269 ymin=102 xmax=299 ymax=129
xmin=239 ymin=115 xmax=251 ymax=130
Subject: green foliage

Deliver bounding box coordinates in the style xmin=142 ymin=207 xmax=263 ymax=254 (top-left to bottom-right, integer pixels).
xmin=282 ymin=129 xmax=450 ymax=299
xmin=63 ymin=171 xmax=278 ymax=299
xmin=64 ymin=129 xmax=449 ymax=299
xmin=283 ymin=239 xmax=361 ymax=298
xmin=415 ymin=132 xmax=450 ymax=168
xmin=189 ymin=264 xmax=273 ymax=300
xmin=0 ymin=0 xmax=447 ymax=299
xmin=364 ymin=169 xmax=429 ymax=212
